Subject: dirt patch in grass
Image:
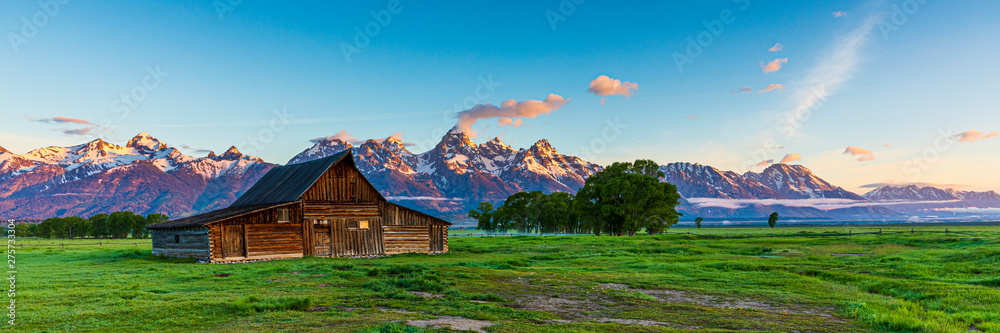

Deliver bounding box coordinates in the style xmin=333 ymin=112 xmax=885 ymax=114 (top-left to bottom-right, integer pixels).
xmin=406 ymin=316 xmax=495 ymax=332
xmin=408 ymin=291 xmax=443 ymax=298
xmin=213 ymin=273 xmax=234 ymax=277
xmin=597 ymin=282 xmax=837 ymax=317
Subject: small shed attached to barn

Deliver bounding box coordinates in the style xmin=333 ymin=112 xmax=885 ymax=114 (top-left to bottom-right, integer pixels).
xmin=147 ymin=150 xmax=450 ymax=262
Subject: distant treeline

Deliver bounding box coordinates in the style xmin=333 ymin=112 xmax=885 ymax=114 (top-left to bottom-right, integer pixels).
xmin=470 ymin=159 xmax=682 ymax=236
xmin=14 ymin=212 xmax=169 ymax=239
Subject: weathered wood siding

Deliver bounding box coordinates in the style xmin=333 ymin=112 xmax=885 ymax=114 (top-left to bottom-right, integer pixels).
xmin=208 ymin=203 xmax=302 ymax=262
xmin=383 ymin=225 xmax=429 ymax=254
xmin=382 ymin=202 xmax=449 ymax=253
xmin=299 ymin=161 xmax=380 ymax=203
xmin=151 ymin=227 xmax=210 ymax=260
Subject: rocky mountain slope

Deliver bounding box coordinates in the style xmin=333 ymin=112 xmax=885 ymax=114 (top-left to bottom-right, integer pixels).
xmin=4 ymin=131 xmax=996 ymax=222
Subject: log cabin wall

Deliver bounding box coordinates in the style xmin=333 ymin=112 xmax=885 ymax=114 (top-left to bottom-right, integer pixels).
xmin=382 ymin=202 xmax=449 ymax=254
xmin=208 ymin=203 xmax=302 ymax=262
xmin=151 ymin=227 xmax=210 ymax=260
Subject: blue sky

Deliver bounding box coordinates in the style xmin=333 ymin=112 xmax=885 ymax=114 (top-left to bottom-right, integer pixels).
xmin=2 ymin=1 xmax=999 ymax=193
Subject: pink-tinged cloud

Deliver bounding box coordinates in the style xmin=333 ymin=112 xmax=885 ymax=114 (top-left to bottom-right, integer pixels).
xmin=951 ymin=129 xmax=999 ymax=143
xmin=587 ymin=75 xmax=638 ymax=97
xmin=497 ymin=118 xmax=524 ymax=128
xmin=760 ymin=58 xmax=788 ymax=73
xmin=833 ymin=11 xmax=847 ymax=17
xmin=730 ymin=86 xmax=752 ymax=95
xmin=779 ymin=153 xmax=801 ymax=163
xmin=686 ymin=116 xmax=698 ymax=120
xmin=455 ymin=94 xmax=566 ymax=136
xmin=755 ymin=159 xmax=774 ymax=167
xmin=843 ymin=146 xmax=874 ymax=162
xmin=311 ymin=129 xmax=360 ymax=144
xmin=26 ymin=115 xmax=97 ymax=125
xmin=58 ymin=127 xmax=96 ymax=136
xmin=859 ymin=182 xmax=970 ymax=189
xmin=758 ymin=83 xmax=786 ymax=94
xmin=768 ymin=43 xmax=783 ymax=52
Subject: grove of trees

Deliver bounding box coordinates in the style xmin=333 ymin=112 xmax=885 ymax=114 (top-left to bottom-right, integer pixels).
xmin=470 ymin=159 xmax=682 ymax=236
xmin=21 ymin=212 xmax=169 ymax=239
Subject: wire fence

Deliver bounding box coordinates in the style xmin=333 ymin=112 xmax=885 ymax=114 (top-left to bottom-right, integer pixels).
xmin=12 ymin=242 xmax=146 ymax=249
xmin=451 ymin=228 xmax=979 ymax=239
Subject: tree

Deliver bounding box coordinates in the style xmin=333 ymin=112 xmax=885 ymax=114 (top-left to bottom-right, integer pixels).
xmin=109 ymin=211 xmax=140 ymax=239
xmin=468 ymin=202 xmax=495 ymax=232
xmin=142 ymin=214 xmax=169 ymax=239
xmin=89 ymin=214 xmax=110 ymax=239
xmin=64 ymin=216 xmax=90 ymax=239
xmin=13 ymin=223 xmax=34 ymax=237
xmin=695 ymin=217 xmax=703 ymax=229
xmin=768 ymin=212 xmax=779 ymax=229
xmin=37 ymin=218 xmax=65 ymax=238
xmin=573 ymin=159 xmax=682 ymax=236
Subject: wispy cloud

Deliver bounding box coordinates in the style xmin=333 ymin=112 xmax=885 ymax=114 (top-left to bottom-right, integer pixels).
xmin=311 ymin=129 xmax=359 ymax=144
xmin=832 ymin=11 xmax=848 ymax=18
xmin=57 ymin=128 xmax=96 ymax=136
xmin=758 ymin=83 xmax=785 ymax=94
xmin=859 ymin=182 xmax=970 ymax=189
xmin=768 ymin=42 xmax=783 ymax=52
xmin=27 ymin=115 xmax=106 ymax=136
xmin=686 ymin=116 xmax=698 ymax=120
xmin=455 ymin=94 xmax=567 ymax=137
xmin=951 ymin=129 xmax=999 ymax=143
xmin=777 ymin=14 xmax=879 ymax=137
xmin=843 ymin=146 xmax=875 ymax=162
xmin=730 ymin=86 xmax=752 ymax=95
xmin=755 ymin=159 xmax=774 ymax=167
xmin=780 ymin=153 xmax=801 ymax=163
xmin=760 ymin=58 xmax=788 ymax=73
xmin=686 ymin=197 xmax=963 ymax=210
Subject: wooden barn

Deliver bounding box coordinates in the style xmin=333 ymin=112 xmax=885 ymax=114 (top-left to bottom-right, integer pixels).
xmin=147 ymin=150 xmax=450 ymax=262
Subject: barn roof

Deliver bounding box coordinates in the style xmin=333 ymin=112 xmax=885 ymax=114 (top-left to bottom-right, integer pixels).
xmin=230 ymin=150 xmax=355 ymax=207
xmin=146 ymin=203 xmax=291 ymax=229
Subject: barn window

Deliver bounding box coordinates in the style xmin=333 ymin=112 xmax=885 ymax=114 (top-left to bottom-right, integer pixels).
xmin=174 ymin=235 xmax=180 ymax=243
xmin=349 ymin=177 xmax=358 ymax=201
xmin=277 ymin=208 xmax=290 ymax=223
xmin=348 ymin=220 xmax=369 ymax=230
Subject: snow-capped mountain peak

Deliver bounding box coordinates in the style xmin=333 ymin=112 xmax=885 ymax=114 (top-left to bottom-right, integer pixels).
xmin=126 ymin=132 xmax=168 ymax=154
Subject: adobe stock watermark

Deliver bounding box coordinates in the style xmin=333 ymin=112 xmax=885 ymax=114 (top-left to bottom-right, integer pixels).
xmin=412 ymin=74 xmax=502 ymax=153
xmin=577 ymin=117 xmax=627 ymax=161
xmin=673 ymin=0 xmax=750 ymax=73
xmin=213 ymin=0 xmax=244 ymax=22
xmin=878 ymin=0 xmax=928 ymax=40
xmin=545 ymin=0 xmax=585 ymax=31
xmin=739 ymin=86 xmax=828 ymax=171
xmin=96 ymin=65 xmax=169 ymax=137
xmin=902 ymin=126 xmax=958 ymax=182
xmin=341 ymin=0 xmax=409 ymax=63
xmin=236 ymin=107 xmax=296 ymax=155
xmin=5 ymin=219 xmax=16 ymax=326
xmin=7 ymin=0 xmax=71 ymax=54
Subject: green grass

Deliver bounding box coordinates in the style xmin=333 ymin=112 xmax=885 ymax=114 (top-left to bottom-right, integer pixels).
xmin=12 ymin=226 xmax=1000 ymax=332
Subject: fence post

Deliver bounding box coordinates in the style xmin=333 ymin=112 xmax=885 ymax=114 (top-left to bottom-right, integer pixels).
xmin=134 ymin=243 xmax=137 ymax=248
xmin=911 ymin=228 xmax=914 ymax=234
xmin=61 ymin=243 xmax=64 ymax=250
xmin=879 ymin=229 xmax=882 ymax=235
xmin=945 ymin=228 xmax=948 ymax=235
xmin=100 ymin=242 xmax=103 ymax=249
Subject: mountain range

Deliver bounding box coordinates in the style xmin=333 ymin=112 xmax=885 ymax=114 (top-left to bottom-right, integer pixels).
xmin=2 ymin=131 xmax=999 ymax=223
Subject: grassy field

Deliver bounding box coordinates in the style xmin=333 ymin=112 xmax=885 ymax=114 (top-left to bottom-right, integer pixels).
xmin=13 ymin=226 xmax=1000 ymax=332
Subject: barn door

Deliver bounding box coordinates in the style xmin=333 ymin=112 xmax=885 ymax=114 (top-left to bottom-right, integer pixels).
xmin=312 ymin=220 xmax=331 ymax=256
xmin=222 ymin=225 xmax=246 ymax=258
